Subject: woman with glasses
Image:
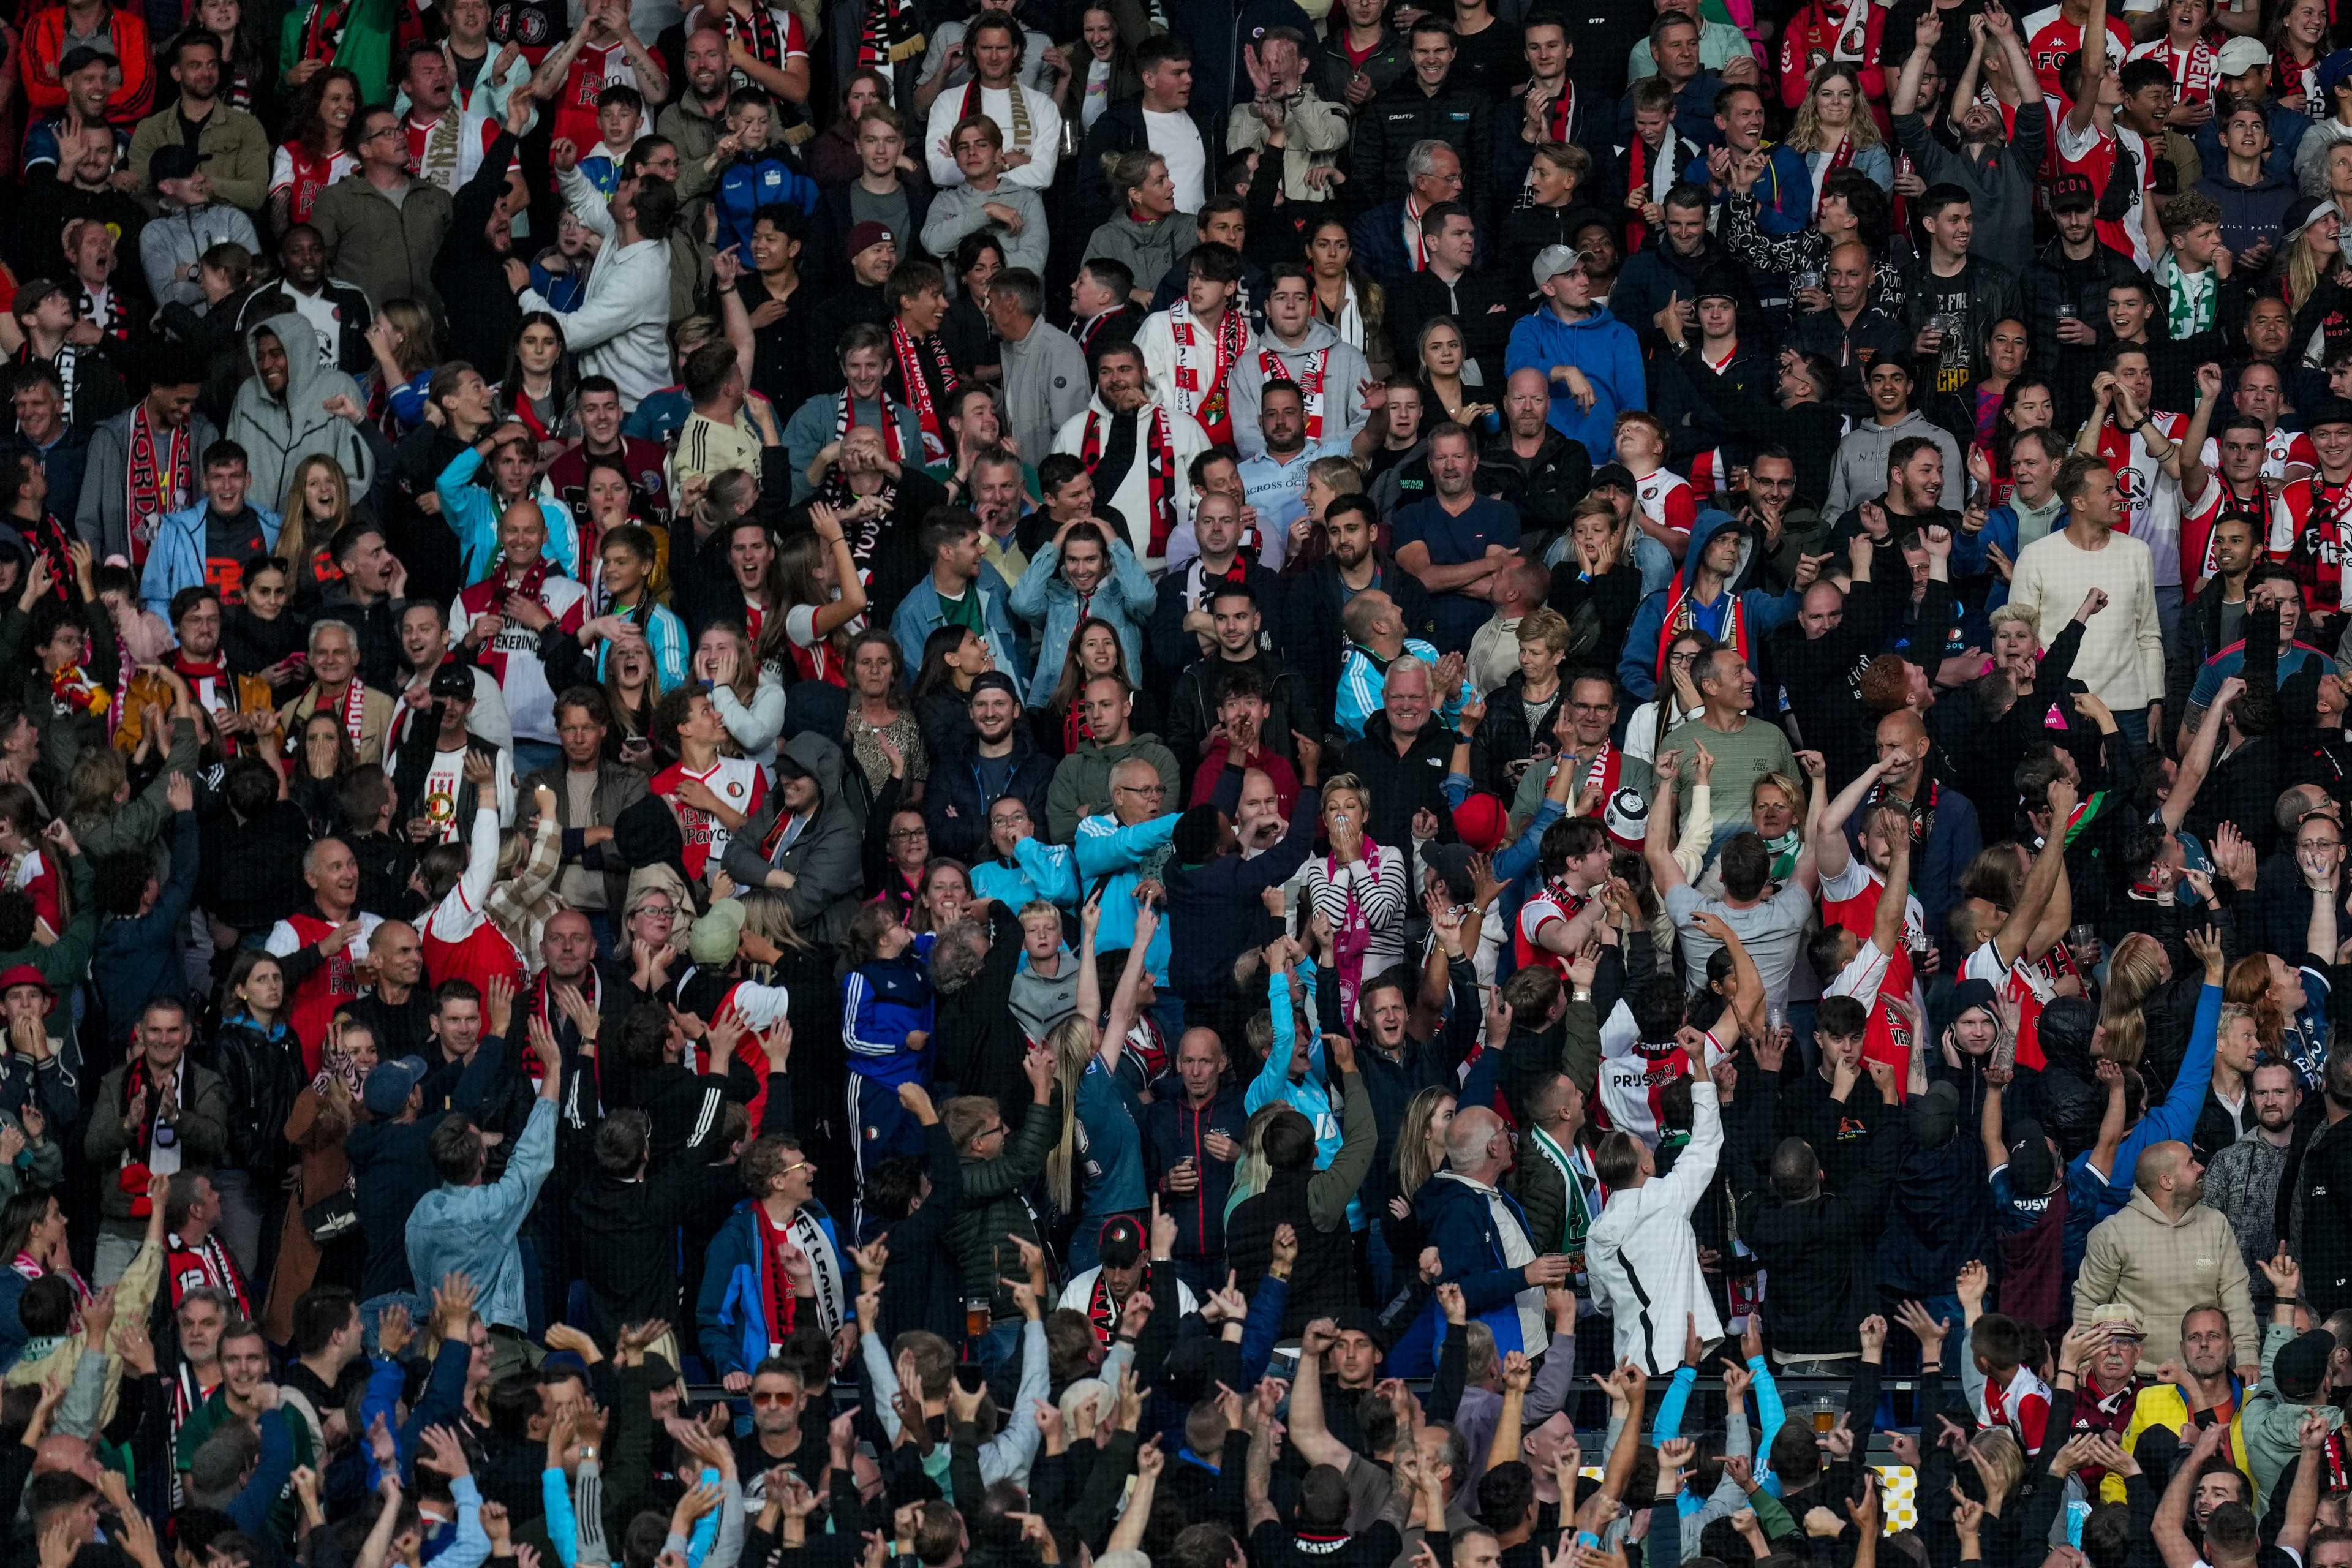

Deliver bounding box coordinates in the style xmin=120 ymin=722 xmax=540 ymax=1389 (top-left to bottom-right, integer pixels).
xmin=620 ymin=885 xmax=685 ymax=1005
xmin=873 ymin=809 xmax=932 ymax=925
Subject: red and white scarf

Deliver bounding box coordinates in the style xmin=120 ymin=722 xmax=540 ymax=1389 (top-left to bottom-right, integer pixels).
xmin=717 ymin=0 xmax=788 ymax=83
xmin=126 ymin=403 xmax=195 ymax=566
xmin=1402 ymin=194 xmax=1431 ymax=271
xmin=1079 ymin=403 xmax=1178 ymax=555
xmin=889 ymin=318 xmax=958 ymax=464
xmin=1262 ymin=345 xmax=1329 ymax=440
xmin=856 ymin=0 xmax=922 ymax=65
xmin=1653 ymin=572 xmax=1747 ymax=684
xmin=1165 ymin=300 xmax=1246 ymax=445
xmin=1811 ymin=134 xmax=1858 ymax=214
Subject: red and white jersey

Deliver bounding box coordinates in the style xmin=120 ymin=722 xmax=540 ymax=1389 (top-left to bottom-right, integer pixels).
xmin=2180 ymin=472 xmax=2294 ymax=586
xmin=2089 ymin=410 xmax=2187 ymax=587
xmin=2125 ymin=35 xmax=2220 ymax=103
xmin=404 ymin=109 xmax=519 ymax=196
xmin=1632 ymin=467 xmax=1697 ymax=536
xmin=2051 ymin=111 xmax=2154 ymax=270
xmin=1817 ymin=858 xmax=1926 ymax=957
xmin=449 ymin=572 xmax=589 ymax=745
xmin=2278 ymin=471 xmax=2352 ymax=610
xmin=2201 ymin=425 xmax=2315 ymax=483
xmin=1824 ymin=941 xmax=1921 ymax=1102
xmin=1977 ymin=1363 xmax=2054 ymax=1453
xmin=1966 ymin=939 xmax=2057 ymax=1071
xmin=268 ymin=145 xmax=360 ymax=223
xmin=652 ymin=756 xmax=768 ymax=880
xmin=1594 ymin=998 xmax=1692 ymax=1147
xmin=552 ymin=37 xmax=635 ymax=153
xmin=1514 ymin=880 xmax=1591 ymax=976
xmin=2024 ymin=5 xmax=2133 ymax=98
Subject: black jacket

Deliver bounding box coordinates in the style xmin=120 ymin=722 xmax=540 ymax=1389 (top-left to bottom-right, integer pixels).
xmin=1147 ymin=557 xmax=1287 ymax=685
xmin=1074 ymin=94 xmax=1226 ymax=242
xmin=1477 ymin=424 xmax=1593 ymax=540
xmin=433 ymin=127 xmax=525 ymax=370
xmin=1163 ymin=648 xmax=1305 ymax=780
xmin=2297 ymin=1112 xmax=2352 ymax=1317
xmin=1347 ymin=73 xmax=1491 ymax=212
xmin=1392 ymin=266 xmax=1518 ymax=388
xmin=1737 ymin=1074 xmax=1902 ymax=1357
xmin=208 ymin=1017 xmax=305 ymax=1178
xmin=1227 ymin=1163 xmax=1357 ymax=1332
xmin=1469 ymin=671 xmax=1565 ymax=801
xmin=1343 ymin=714 xmax=1459 ymax=858
xmin=1140 ymin=1081 xmax=1250 ymax=1264
xmin=924 ymin=728 xmax=1054 ymax=865
xmin=2022 ymin=233 xmax=2149 ymax=431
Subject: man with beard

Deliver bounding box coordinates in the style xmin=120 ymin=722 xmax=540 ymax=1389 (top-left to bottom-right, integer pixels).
xmin=1151 ymin=489 xmax=1282 ymax=679
xmin=341 ymin=922 xmax=431 ymax=1063
xmin=1477 ymin=370 xmax=1591 ymax=541
xmin=1281 ymin=496 xmax=1435 ymax=733
xmin=1052 ymin=341 xmax=1212 ymax=573
xmin=1891 ymin=7 xmax=2043 ymax=276
xmin=78 ymin=370 xmax=212 ymax=569
xmin=1166 ymin=586 xmax=1302 ymax=780
xmin=237 ymin=227 xmax=372 ymax=377
xmin=2078 ymin=1141 xmax=2261 ymax=1381
xmin=783 ymin=323 xmax=925 ymax=506
xmin=2205 ymin=1062 xmax=2303 ymax=1314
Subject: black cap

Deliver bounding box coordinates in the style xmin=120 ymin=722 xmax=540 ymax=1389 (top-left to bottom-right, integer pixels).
xmin=58 ymin=45 xmax=109 ymax=76
xmin=1591 ymin=462 xmax=1637 ymax=492
xmin=148 ymin=142 xmax=208 ymax=184
xmin=1096 ymin=1215 xmax=1145 ymax=1269
xmin=968 ymin=670 xmax=1020 ymax=705
xmin=2048 ymin=172 xmax=2098 ymax=213
xmin=2310 ymin=398 xmax=2352 ymax=432
xmin=429 ymin=663 xmax=476 ymax=701
xmin=1910 ymin=1080 xmax=1961 ymax=1148
xmin=2007 ymin=1119 xmax=2055 ymax=1193
xmin=2277 ymin=1329 xmax=2337 ymax=1400
xmin=1330 ymin=1306 xmax=1387 ymax=1350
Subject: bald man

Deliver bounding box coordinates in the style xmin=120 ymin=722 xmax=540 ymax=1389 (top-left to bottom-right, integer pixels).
xmin=1420 ymin=1106 xmax=1568 ymax=1357
xmin=450 ymin=496 xmax=590 ymax=774
xmin=2076 ymin=1140 xmax=2259 ymax=1380
xmin=1853 ymin=707 xmax=1981 ymax=965
xmin=1787 ymin=241 xmax=1909 ymax=397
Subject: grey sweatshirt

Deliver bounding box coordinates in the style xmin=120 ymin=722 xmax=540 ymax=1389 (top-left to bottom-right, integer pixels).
xmin=1822 ymin=407 xmax=1964 ymax=518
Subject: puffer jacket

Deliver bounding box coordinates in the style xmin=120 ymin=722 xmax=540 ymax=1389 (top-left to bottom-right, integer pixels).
xmin=209 ymin=1016 xmax=306 ymax=1178
xmin=2034 ymin=997 xmax=2108 ymax=1160
xmin=946 ymin=1085 xmax=1063 ymax=1321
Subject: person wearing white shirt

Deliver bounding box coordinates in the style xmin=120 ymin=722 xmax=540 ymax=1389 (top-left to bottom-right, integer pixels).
xmin=924 ymin=13 xmax=1061 ymax=193
xmin=506 ymin=149 xmax=676 ymax=409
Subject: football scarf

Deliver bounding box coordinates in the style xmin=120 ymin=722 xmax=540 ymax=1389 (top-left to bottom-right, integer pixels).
xmin=1262 ymin=345 xmax=1329 ymax=440
xmin=126 ymin=402 xmax=195 ymax=566
xmin=1165 ymin=298 xmax=1246 ymax=445
xmin=1079 ymin=404 xmax=1177 ymax=554
xmin=889 ymin=318 xmax=958 ymax=464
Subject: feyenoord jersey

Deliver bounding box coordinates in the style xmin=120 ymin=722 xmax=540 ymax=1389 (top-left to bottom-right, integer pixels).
xmin=1634 ymin=469 xmax=1697 ymax=537
xmin=2282 ymin=470 xmax=2352 ymax=610
xmin=553 ymin=37 xmax=633 ymax=152
xmin=2180 ymin=471 xmax=2294 ymax=587
xmin=2091 ymin=412 xmax=2187 ymax=587
xmin=1513 ymin=881 xmax=1589 ymax=976
xmin=2024 ymin=6 xmax=2133 ymax=97
xmin=1594 ymin=998 xmax=1691 ymax=1147
xmin=652 ymin=756 xmax=767 ymax=880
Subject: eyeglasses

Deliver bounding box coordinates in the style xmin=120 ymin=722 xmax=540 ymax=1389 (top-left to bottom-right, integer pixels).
xmin=1115 ymin=783 xmax=1166 ymax=797
xmin=890 ymin=826 xmax=929 ymax=840
xmin=777 ymin=1159 xmax=814 ymax=1177
xmin=750 ymin=1390 xmax=800 ymax=1407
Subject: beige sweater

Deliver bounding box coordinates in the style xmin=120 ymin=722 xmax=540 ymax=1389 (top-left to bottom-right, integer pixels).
xmin=2006 ymin=527 xmax=2168 ymax=714
xmin=2075 ymin=1185 xmax=2260 ymax=1373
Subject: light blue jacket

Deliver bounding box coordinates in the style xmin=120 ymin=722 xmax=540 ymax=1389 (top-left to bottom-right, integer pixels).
xmin=597 ymin=598 xmax=691 ymax=688
xmin=405 ymin=1096 xmax=556 ymax=1332
xmin=1008 ymin=538 xmax=1156 ymax=709
xmin=890 ymin=563 xmax=1031 ymax=689
xmin=436 ymin=445 xmax=579 ymax=585
xmin=1073 ymin=811 xmax=1175 ymax=981
xmin=140 ymin=500 xmax=284 ymax=621
xmin=973 ymin=839 xmax=1081 ymax=910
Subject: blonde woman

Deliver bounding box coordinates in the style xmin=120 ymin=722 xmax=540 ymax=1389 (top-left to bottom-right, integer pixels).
xmin=693 ymin=622 xmax=785 ymax=760
xmin=1084 ymin=151 xmax=1196 ymax=308
xmin=367 ymin=300 xmax=440 ymax=433
xmin=276 ymin=454 xmax=355 ymax=611
xmin=1381 ymin=1084 xmax=1453 ymax=1268
xmin=1300 ymin=772 xmax=1404 ymax=1030
xmin=1787 ymin=64 xmax=1891 ymax=202
xmin=1222 ymin=1101 xmax=1288 ymax=1228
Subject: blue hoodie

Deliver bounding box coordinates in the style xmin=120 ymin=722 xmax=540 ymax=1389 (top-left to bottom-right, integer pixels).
xmin=1504 ymin=303 xmax=1646 ymax=461
xmin=1616 ymin=508 xmax=1803 ymax=702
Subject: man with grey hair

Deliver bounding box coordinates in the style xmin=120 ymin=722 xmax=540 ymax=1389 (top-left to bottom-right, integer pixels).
xmin=1350 ymin=136 xmax=1479 ymax=287
xmin=1419 ymin=1105 xmax=1567 ymax=1356
xmin=985 ymin=268 xmax=1088 ymax=464
xmin=279 ymin=618 xmax=395 ymax=765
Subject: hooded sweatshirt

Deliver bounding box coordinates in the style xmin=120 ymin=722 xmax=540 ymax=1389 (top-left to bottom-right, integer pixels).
xmin=717 ymin=731 xmax=867 ymax=943
xmin=1821 ymin=408 xmax=1963 ymax=518
xmin=1080 ymin=209 xmax=1200 ymax=305
xmin=1246 ymin=320 xmax=1374 ymax=458
xmin=225 ymin=312 xmax=378 ymax=511
xmin=1504 ymin=303 xmax=1646 ymax=464
xmin=1616 ymin=509 xmax=1804 ymax=702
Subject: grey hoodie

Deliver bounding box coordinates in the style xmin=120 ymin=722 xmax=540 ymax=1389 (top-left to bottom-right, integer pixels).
xmin=1080 ymin=209 xmax=1199 ymax=306
xmin=1821 ymin=407 xmax=1962 ymax=519
xmin=1009 ymin=942 xmax=1080 ymax=1042
xmin=718 ymin=730 xmax=865 ymax=943
xmin=224 ymin=311 xmax=378 ymax=511
xmin=1246 ymin=320 xmax=1373 ymax=458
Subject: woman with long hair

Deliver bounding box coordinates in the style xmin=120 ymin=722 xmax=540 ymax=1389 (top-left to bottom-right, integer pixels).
xmin=941 ymin=235 xmax=1006 ymax=386
xmin=845 ymin=628 xmax=924 ymax=796
xmin=912 ymin=859 xmax=971 ymax=935
xmin=275 ymin=454 xmax=355 ymax=612
xmin=1044 ymin=896 xmax=1156 ymax=1271
xmin=2272 ymin=0 xmax=2327 ymax=114
xmin=1221 ymin=1102 xmax=1286 ymax=1227
xmin=496 ymin=312 xmax=578 ymax=448
xmin=1626 ymin=628 xmax=1713 ymax=763
xmin=270 ymin=66 xmax=361 ymax=232
xmin=1380 ymin=1085 xmax=1454 ymax=1268
xmin=1306 ymin=217 xmax=1389 ymax=376
xmin=268 ymin=1003 xmax=375 ymax=1333
xmin=1971 ymin=318 xmax=2031 ymax=448
xmin=189 ymin=0 xmax=269 ymax=111
xmin=1039 ymin=616 xmax=1140 ymax=760
xmin=2226 ymin=949 xmax=2323 ymax=1074
xmin=1085 ymin=152 xmax=1195 ymax=304
xmin=1300 ymin=774 xmax=1406 ymax=1030
xmin=1063 ymin=5 xmax=1143 ymax=130
xmin=0 ymin=784 xmax=59 ymax=943
xmin=1414 ymin=317 xmax=1491 ymax=432
xmin=2284 ymin=200 xmax=2343 ymax=318
xmin=1977 ymin=377 xmax=2056 ymax=507
xmin=1786 ymin=64 xmax=1892 ymax=198
xmin=224 ymin=556 xmax=308 ymax=693
xmin=911 ymin=624 xmax=994 ymax=767
xmin=602 ymin=637 xmax=661 ymax=767
xmin=210 ymin=949 xmax=303 ymax=1285
xmin=292 ymin=710 xmax=357 ymax=838
xmin=0 ymin=1189 xmax=83 ymax=1364
xmin=772 ymin=513 xmax=870 ymax=687
xmin=366 ymin=301 xmax=439 ymax=434
xmin=694 ymin=621 xmax=785 ymax=761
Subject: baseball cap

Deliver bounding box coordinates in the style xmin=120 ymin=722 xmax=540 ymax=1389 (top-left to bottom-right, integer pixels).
xmin=2006 ymin=1118 xmax=2055 ymax=1194
xmin=1589 ymin=462 xmax=1637 ymax=493
xmin=1097 ymin=1215 xmax=1145 ymax=1269
xmin=2277 ymin=1329 xmax=2337 ymax=1400
xmin=967 ymin=670 xmax=1020 ymax=706
xmin=1330 ymin=1306 xmax=1386 ymax=1348
xmin=1453 ymin=792 xmax=1507 ymax=853
xmin=2217 ymin=35 xmax=2272 ymax=75
xmin=428 ymin=662 xmax=475 ymax=701
xmin=1909 ymin=1080 xmax=1961 ymax=1148
xmin=1532 ymin=243 xmax=1588 ymax=285
xmin=2048 ymin=173 xmax=2098 ymax=213
xmin=845 ymin=219 xmax=893 ymax=262
xmin=2320 ymin=47 xmax=2352 ymax=95
xmin=363 ymin=1056 xmax=429 ymax=1118
xmin=58 ymin=45 xmax=109 ymax=76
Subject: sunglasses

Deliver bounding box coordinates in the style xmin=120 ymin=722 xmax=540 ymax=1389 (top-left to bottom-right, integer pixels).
xmin=750 ymin=1390 xmax=799 ymax=1408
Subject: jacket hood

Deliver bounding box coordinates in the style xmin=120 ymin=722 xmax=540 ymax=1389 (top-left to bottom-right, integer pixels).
xmin=1267 ymin=320 xmax=1342 ymax=356
xmin=782 ymin=731 xmax=850 ymax=820
xmin=243 ymin=312 xmax=344 ymax=411
xmin=1681 ymin=508 xmax=1755 ymax=589
xmin=2123 ymin=1185 xmax=2195 ymax=1228
xmin=1078 ymin=732 xmax=1169 ymax=760
xmin=1536 ymin=304 xmax=1625 ymax=334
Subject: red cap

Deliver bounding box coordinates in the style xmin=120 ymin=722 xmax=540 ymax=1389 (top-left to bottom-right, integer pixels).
xmin=0 ymin=966 xmax=56 ymax=1013
xmin=1453 ymin=793 xmax=1508 ymax=853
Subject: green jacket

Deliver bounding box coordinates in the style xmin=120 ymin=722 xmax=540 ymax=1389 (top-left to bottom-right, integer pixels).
xmin=0 ymin=851 xmax=99 ymax=998
xmin=74 ymin=717 xmax=198 ymax=873
xmin=946 ymin=1084 xmax=1065 ymax=1317
xmin=1044 ymin=733 xmax=1182 ymax=844
xmin=279 ymin=0 xmax=399 ymax=104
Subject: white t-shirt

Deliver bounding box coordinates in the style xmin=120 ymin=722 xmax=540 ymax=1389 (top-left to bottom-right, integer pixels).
xmin=418 ymin=745 xmax=518 ymax=843
xmin=1145 ymin=107 xmax=1207 ymax=212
